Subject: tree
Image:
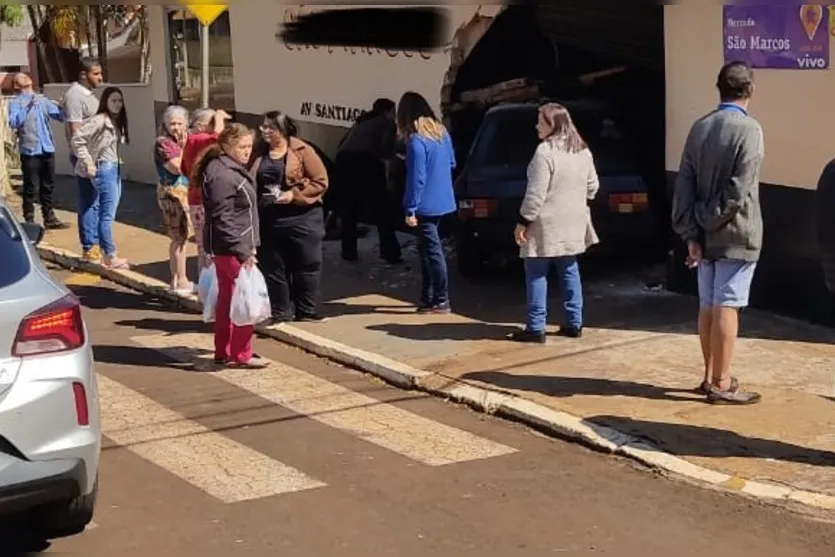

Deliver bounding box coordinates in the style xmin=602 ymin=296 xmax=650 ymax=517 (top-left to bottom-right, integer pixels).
xmin=22 ymin=5 xmax=146 ymax=85
xmin=0 ymin=5 xmax=23 ymax=54
xmin=0 ymin=5 xmax=24 ymax=29
xmin=125 ymin=6 xmax=151 ymax=83
xmin=0 ymin=5 xmax=23 ymax=198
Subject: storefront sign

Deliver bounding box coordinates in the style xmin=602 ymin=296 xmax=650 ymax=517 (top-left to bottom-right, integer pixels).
xmin=299 ymin=101 xmax=367 ymax=124
xmin=280 ymin=6 xmax=435 ymax=60
xmin=723 ymin=4 xmax=830 ymax=69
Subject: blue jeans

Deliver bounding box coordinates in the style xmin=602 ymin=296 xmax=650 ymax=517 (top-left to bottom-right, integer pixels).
xmin=417 ymin=216 xmax=449 ymax=306
xmin=78 ymin=161 xmax=121 ymax=256
xmin=524 ymin=256 xmax=583 ymax=333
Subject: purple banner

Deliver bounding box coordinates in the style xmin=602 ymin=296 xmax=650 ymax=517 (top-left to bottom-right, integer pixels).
xmin=723 ymin=4 xmax=830 ymax=69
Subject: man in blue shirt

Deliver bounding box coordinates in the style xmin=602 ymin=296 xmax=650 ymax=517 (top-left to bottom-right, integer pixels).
xmin=8 ymin=72 xmax=69 ymax=229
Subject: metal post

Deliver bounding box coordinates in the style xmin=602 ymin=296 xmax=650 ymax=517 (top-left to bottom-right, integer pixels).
xmin=201 ymin=23 xmax=210 ymax=108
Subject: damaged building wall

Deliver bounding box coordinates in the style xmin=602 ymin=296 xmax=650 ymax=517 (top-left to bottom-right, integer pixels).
xmin=441 ymin=7 xmax=501 ymax=126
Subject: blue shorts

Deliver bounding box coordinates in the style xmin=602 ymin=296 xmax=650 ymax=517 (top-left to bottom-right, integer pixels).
xmin=697 ymin=259 xmax=757 ymax=308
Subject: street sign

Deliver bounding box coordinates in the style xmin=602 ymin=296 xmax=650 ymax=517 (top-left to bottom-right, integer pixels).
xmin=185 ymin=3 xmax=227 ymax=27
xmin=183 ymin=3 xmax=227 ymax=107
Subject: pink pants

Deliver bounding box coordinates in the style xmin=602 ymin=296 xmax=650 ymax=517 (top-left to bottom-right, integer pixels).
xmin=213 ymin=254 xmax=254 ymax=363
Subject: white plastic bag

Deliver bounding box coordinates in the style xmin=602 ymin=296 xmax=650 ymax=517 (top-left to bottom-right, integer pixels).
xmin=230 ymin=265 xmax=271 ymax=326
xmin=198 ymin=263 xmax=218 ymax=323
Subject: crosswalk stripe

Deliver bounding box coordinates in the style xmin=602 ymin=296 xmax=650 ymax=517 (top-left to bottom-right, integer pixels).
xmin=97 ymin=374 xmax=326 ymax=502
xmin=131 ymin=332 xmax=518 ymax=466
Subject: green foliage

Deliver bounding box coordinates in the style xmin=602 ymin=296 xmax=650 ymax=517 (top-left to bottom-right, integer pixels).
xmin=0 ymin=5 xmax=24 ymax=27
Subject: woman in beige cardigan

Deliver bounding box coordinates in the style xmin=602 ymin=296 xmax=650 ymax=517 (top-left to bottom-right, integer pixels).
xmin=509 ymin=103 xmax=600 ymax=344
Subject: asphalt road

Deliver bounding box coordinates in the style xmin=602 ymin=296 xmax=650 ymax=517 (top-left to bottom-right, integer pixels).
xmin=5 ymin=265 xmax=834 ymax=556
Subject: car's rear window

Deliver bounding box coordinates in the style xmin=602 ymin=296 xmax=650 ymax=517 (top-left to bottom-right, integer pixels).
xmin=469 ymin=109 xmax=540 ymax=169
xmin=468 ymin=105 xmax=640 ymax=175
xmin=0 ymin=207 xmax=32 ymax=289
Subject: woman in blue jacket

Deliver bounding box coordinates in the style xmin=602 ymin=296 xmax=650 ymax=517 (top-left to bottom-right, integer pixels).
xmin=397 ymin=91 xmax=456 ymax=314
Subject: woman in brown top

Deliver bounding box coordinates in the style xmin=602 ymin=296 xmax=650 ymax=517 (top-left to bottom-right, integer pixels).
xmin=250 ymin=111 xmax=329 ymax=324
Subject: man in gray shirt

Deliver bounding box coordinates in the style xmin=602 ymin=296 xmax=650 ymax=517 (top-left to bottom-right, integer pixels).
xmin=61 ymin=58 xmax=103 ymax=261
xmin=671 ymin=61 xmax=764 ymax=405
xmin=62 ymin=58 xmax=103 ymax=151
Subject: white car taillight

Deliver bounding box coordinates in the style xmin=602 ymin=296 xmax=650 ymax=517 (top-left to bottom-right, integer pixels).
xmin=12 ymin=294 xmax=86 ymax=357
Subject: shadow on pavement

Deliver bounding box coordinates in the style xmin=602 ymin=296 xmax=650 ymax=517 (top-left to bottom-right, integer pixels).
xmin=100 ymin=390 xmax=419 ymax=453
xmin=317 ymin=301 xmax=411 ymax=318
xmin=93 ymin=344 xmax=195 ymax=371
xmin=461 ymin=371 xmax=700 ymax=403
xmin=72 ymin=284 xmax=181 ymax=313
xmin=44 ymin=175 xmax=835 ymax=345
xmin=115 ymin=317 xmax=209 ymax=335
xmin=49 ymin=175 xmax=168 ymax=237
xmin=368 ymin=322 xmax=520 ymax=341
xmin=130 ymin=259 xmax=184 ymax=285
xmin=590 ymin=415 xmax=835 ymax=467
xmin=0 ymin=521 xmax=51 ymax=556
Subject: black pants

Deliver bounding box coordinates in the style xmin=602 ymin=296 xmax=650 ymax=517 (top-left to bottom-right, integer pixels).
xmin=258 ymin=207 xmax=324 ymax=320
xmin=20 ymin=153 xmax=56 ymax=221
xmin=337 ymin=150 xmax=401 ymax=262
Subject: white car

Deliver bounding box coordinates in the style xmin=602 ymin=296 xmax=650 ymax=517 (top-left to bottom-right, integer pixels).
xmin=0 ymin=201 xmax=100 ymax=539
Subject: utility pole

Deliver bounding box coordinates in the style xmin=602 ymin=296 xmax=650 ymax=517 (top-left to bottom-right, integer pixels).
xmin=201 ymin=23 xmax=209 ymax=108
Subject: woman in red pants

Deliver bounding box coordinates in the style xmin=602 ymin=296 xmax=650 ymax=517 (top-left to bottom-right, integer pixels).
xmin=192 ymin=123 xmax=268 ymax=369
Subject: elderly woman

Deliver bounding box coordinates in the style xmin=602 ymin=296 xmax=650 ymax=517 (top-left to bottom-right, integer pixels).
xmin=154 ymin=104 xmax=192 ymax=293
xmin=192 ymin=123 xmax=267 ymax=369
xmin=182 ymin=108 xmax=230 ymax=270
xmin=508 ymin=103 xmax=600 ymax=344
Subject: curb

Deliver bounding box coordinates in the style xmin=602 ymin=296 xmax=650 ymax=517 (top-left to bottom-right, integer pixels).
xmin=37 ymin=241 xmax=835 ymax=514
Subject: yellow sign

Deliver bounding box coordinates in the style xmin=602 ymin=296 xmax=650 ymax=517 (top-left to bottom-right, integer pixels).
xmin=185 ymin=3 xmax=227 ymax=27
xmin=830 ymin=6 xmax=835 ymax=37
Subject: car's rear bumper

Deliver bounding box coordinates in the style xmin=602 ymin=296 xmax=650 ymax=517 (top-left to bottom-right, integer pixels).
xmin=0 ymin=346 xmax=101 ymax=496
xmin=455 ymin=212 xmax=656 ymax=262
xmin=0 ymin=454 xmax=86 ymax=514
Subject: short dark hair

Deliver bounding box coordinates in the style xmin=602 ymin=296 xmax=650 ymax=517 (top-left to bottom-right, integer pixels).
xmin=263 ymin=110 xmax=298 ymax=138
xmin=372 ymin=98 xmax=395 ymax=114
xmin=716 ymin=61 xmax=754 ymax=102
xmin=79 ymin=57 xmax=101 ymax=76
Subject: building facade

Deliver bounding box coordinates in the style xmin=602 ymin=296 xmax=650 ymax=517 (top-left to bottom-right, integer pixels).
xmin=665 ymin=5 xmax=835 ymax=325
xmin=139 ymin=3 xmax=835 ymax=324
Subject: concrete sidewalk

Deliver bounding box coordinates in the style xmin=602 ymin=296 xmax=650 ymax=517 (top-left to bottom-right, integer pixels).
xmin=7 ymin=172 xmax=835 ymax=514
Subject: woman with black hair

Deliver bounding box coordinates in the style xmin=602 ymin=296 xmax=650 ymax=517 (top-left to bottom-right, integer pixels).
xmin=397 ymin=91 xmax=457 ymax=314
xmin=336 ymin=97 xmax=402 ymax=263
xmin=71 ymin=86 xmax=130 ymax=269
xmin=250 ymin=110 xmax=330 ymax=324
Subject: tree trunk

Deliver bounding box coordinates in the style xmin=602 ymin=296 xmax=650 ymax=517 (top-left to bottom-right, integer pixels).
xmin=138 ymin=7 xmax=151 ymax=83
xmin=0 ymin=97 xmax=8 ymax=199
xmin=53 ymin=41 xmax=70 ymax=83
xmin=27 ymin=5 xmax=56 ymax=84
xmin=92 ymin=6 xmax=108 ymax=80
xmin=84 ymin=6 xmax=95 ymax=58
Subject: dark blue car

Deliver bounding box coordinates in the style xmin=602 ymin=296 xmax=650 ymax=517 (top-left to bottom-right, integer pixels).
xmin=452 ymin=100 xmax=656 ymax=277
